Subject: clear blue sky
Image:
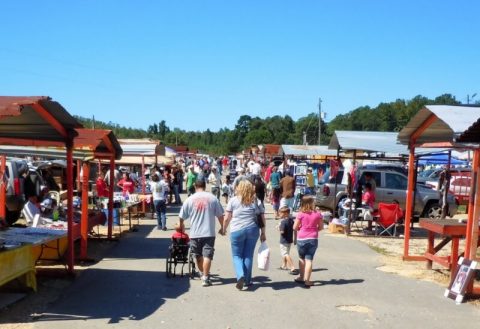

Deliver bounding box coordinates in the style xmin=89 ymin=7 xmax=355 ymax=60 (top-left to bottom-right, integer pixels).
xmin=1 ymin=1 xmax=479 ymax=132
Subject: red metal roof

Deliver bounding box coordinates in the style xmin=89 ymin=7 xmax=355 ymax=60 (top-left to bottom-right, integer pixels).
xmin=74 ymin=129 xmax=123 ymax=159
xmin=0 ymin=96 xmax=82 ymax=144
xmin=262 ymin=144 xmax=281 ymax=156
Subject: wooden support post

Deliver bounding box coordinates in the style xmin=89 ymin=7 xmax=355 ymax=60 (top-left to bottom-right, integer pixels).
xmin=403 ymin=145 xmax=416 ymax=259
xmin=66 ymin=141 xmax=75 ymax=274
xmin=108 ymin=157 xmax=115 ymax=239
xmin=142 ymin=155 xmax=146 ymax=214
xmin=466 ymin=149 xmax=480 ymax=260
xmin=80 ymin=162 xmax=90 ymax=260
xmin=0 ymin=155 xmax=6 ymax=223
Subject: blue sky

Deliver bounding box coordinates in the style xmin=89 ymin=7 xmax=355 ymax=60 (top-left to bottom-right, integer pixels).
xmin=1 ymin=1 xmax=479 ymax=132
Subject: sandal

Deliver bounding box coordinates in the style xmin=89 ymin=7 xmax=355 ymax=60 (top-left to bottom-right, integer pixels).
xmin=294 ymin=277 xmax=304 ymax=284
xmin=304 ymin=281 xmax=314 ymax=287
xmin=289 ymin=269 xmax=299 ymax=275
xmin=278 ymin=266 xmax=288 ymax=270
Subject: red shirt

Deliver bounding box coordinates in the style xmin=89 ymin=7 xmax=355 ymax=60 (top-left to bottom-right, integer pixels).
xmin=171 ymin=232 xmax=190 ymax=242
xmin=118 ymin=178 xmax=135 ymax=194
xmin=362 ymin=190 xmax=375 ymax=209
xmin=96 ymin=177 xmax=109 ymax=197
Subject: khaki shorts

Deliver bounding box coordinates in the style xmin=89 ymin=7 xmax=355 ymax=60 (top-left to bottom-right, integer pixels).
xmin=279 ymin=243 xmax=292 ymax=257
xmin=190 ymin=237 xmax=216 ymax=259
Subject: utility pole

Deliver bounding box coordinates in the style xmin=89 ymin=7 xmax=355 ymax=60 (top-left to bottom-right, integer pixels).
xmin=318 ymin=98 xmax=322 ymax=145
xmin=303 ymin=131 xmax=307 ymax=145
xmin=467 ymin=93 xmax=477 ymax=104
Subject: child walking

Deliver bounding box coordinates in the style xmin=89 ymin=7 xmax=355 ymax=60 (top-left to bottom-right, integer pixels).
xmin=278 ymin=206 xmax=298 ymax=275
xmin=293 ymin=196 xmax=323 ymax=288
xmin=221 ymin=175 xmax=234 ymax=204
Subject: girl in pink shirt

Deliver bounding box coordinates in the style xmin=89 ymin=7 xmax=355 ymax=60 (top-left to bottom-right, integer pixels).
xmin=293 ymin=196 xmax=323 ymax=288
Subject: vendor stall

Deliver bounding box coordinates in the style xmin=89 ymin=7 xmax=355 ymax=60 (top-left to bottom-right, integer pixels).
xmin=0 ymin=128 xmax=123 ymax=260
xmin=0 ymin=96 xmax=82 ymax=275
xmin=397 ymin=105 xmax=480 ymax=294
xmin=114 ymin=138 xmax=173 ymax=214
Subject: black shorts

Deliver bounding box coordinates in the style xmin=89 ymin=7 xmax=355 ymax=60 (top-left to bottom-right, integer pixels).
xmin=190 ymin=237 xmax=216 ymax=259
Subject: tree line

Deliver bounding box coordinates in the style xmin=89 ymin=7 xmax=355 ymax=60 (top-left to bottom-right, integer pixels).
xmin=76 ymin=93 xmax=462 ymax=155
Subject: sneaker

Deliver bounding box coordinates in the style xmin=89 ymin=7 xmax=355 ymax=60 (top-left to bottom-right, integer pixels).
xmin=162 ymin=227 xmax=167 ymax=231
xmin=236 ymin=277 xmax=245 ymax=290
xmin=201 ymin=276 xmax=212 ymax=287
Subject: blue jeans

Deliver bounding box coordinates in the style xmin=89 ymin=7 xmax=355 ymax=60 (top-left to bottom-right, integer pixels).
xmin=173 ymin=184 xmax=181 ymax=204
xmin=154 ymin=199 xmax=167 ymax=228
xmin=297 ymin=239 xmax=318 ymax=260
xmin=230 ymin=225 xmax=260 ymax=284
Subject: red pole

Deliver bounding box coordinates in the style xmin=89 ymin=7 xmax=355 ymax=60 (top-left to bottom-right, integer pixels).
xmin=108 ymin=157 xmax=114 ymax=239
xmin=403 ymin=144 xmax=416 ymax=259
xmin=0 ymin=155 xmax=6 ymax=224
xmin=465 ymin=149 xmax=480 ymax=259
xmin=66 ymin=141 xmax=75 ymax=273
xmin=80 ymin=162 xmax=90 ymax=259
xmin=76 ymin=160 xmax=81 ymax=192
xmin=142 ymin=155 xmax=146 ymax=213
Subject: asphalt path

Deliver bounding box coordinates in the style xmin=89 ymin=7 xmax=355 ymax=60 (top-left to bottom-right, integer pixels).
xmin=31 ymin=194 xmax=480 ymax=329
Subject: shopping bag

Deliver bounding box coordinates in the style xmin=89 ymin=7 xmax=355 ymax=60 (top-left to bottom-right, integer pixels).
xmin=257 ymin=241 xmax=270 ymax=271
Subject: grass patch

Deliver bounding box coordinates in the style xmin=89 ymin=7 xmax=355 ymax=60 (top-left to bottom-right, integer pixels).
xmin=367 ymin=244 xmax=391 ymax=256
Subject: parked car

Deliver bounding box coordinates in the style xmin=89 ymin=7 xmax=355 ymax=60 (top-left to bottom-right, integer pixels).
xmin=425 ymin=169 xmax=471 ymax=205
xmin=5 ymin=159 xmax=45 ymax=225
xmin=417 ymin=167 xmax=471 ymax=184
xmin=315 ymin=164 xmax=458 ymax=219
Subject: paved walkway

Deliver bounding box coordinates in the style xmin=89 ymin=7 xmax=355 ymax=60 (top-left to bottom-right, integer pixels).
xmin=28 ymin=198 xmax=480 ymax=329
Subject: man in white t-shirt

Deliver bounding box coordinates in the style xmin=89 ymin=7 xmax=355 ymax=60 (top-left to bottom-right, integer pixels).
xmin=179 ymin=180 xmax=224 ymax=287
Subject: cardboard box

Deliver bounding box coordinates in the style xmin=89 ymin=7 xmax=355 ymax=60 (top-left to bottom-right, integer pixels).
xmin=329 ymin=223 xmax=345 ymax=234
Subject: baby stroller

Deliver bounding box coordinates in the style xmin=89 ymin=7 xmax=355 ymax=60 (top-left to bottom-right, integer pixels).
xmin=166 ymin=237 xmax=196 ymax=278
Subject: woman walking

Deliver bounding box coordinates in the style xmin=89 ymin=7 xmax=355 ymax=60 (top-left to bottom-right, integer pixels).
xmin=149 ymin=173 xmax=168 ymax=230
xmin=293 ymin=196 xmax=323 ymax=288
xmin=222 ymin=180 xmax=266 ymax=290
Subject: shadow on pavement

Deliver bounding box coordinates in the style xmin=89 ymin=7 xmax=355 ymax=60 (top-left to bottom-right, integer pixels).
xmin=30 ymin=221 xmax=190 ymax=324
xmin=33 ymin=267 xmax=190 ymax=323
xmin=317 ymin=278 xmax=364 ymax=286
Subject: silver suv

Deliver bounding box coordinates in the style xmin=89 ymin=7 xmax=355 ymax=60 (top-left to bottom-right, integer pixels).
xmin=315 ymin=165 xmax=458 ymax=219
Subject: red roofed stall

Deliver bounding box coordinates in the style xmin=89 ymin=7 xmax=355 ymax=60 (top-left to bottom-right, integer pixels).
xmin=0 ymin=96 xmax=81 ymax=273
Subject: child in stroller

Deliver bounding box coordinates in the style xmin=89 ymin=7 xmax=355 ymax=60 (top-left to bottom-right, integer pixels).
xmin=166 ymin=222 xmax=196 ymax=278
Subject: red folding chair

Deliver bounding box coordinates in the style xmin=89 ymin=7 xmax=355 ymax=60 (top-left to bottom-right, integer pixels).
xmin=375 ymin=203 xmax=401 ymax=236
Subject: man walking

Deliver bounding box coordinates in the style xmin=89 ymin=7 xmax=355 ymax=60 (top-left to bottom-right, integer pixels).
xmin=208 ymin=166 xmax=222 ymax=200
xmin=280 ymin=171 xmax=296 ymax=212
xmin=179 ymin=180 xmax=225 ymax=286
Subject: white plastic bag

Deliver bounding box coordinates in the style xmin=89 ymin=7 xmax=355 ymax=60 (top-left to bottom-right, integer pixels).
xmin=257 ymin=241 xmax=270 ymax=271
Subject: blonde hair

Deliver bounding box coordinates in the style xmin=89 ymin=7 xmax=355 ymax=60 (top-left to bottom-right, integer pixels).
xmin=236 ymin=180 xmax=255 ymax=205
xmin=299 ymin=195 xmax=315 ymax=212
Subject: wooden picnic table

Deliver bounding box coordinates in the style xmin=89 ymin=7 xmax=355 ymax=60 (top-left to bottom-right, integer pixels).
xmin=419 ymin=218 xmax=478 ymax=281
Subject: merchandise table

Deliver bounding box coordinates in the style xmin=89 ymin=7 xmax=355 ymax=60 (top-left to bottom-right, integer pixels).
xmin=121 ymin=201 xmax=142 ymax=232
xmin=0 ymin=245 xmax=37 ymax=291
xmin=0 ymin=227 xmax=69 ymax=262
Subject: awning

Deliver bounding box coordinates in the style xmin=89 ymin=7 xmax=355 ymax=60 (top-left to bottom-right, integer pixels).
xmin=0 ymin=128 xmax=122 ymax=161
xmin=0 ymin=96 xmax=81 ymax=144
xmin=281 ymin=145 xmax=337 ymax=157
xmin=329 ymin=131 xmax=408 ymax=155
xmin=119 ymin=139 xmax=165 ymax=156
xmin=398 ymin=105 xmax=480 ymax=146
